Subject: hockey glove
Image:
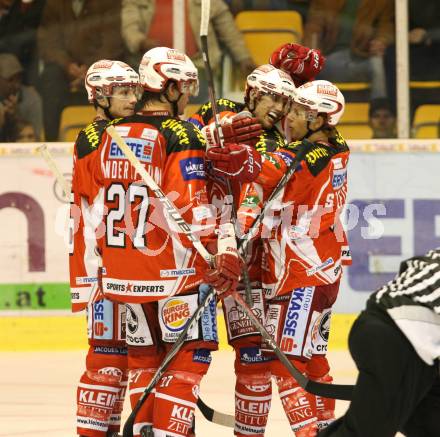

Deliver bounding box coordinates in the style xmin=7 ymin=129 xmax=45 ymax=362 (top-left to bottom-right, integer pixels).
xmin=270 ymin=43 xmax=325 ymax=87
xmin=206 ymin=143 xmax=262 ymax=183
xmin=204 ymin=223 xmax=242 ymax=298
xmin=201 ymin=111 xmax=263 ymax=149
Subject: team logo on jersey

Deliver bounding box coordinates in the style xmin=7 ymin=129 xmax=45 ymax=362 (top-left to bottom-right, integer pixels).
xmin=126 ymin=305 xmax=138 ymax=334
xmin=161 ymin=298 xmax=191 ymax=332
xmin=179 ymin=157 xmax=205 ymax=180
xmin=332 ymin=168 xmax=347 ymax=189
xmin=109 ymin=138 xmax=154 ymax=163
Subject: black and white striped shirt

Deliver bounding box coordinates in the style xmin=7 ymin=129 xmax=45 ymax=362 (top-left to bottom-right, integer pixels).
xmin=369 ymin=248 xmax=440 ymax=365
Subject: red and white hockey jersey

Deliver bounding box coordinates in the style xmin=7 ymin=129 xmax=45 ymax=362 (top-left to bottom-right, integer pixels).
xmin=70 ymin=111 xmax=215 ymax=304
xmin=238 ymin=133 xmax=351 ymax=297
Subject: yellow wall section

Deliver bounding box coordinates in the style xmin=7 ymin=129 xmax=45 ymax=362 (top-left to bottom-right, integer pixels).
xmin=0 ymin=313 xmax=357 ymax=352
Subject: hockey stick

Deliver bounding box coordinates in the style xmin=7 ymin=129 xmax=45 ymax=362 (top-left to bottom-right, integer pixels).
xmin=37 ymin=144 xmax=71 ymax=198
xmin=122 ymin=285 xmax=216 ymax=437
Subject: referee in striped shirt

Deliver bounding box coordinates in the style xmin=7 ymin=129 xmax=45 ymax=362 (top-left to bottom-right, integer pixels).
xmin=319 ymin=249 xmax=440 ymax=437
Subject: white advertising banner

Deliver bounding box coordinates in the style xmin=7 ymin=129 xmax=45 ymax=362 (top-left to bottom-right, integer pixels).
xmin=0 ymin=140 xmax=439 ymax=312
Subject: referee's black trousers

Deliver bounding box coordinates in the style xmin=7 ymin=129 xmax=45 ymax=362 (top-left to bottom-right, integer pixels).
xmin=318 ymin=306 xmax=440 ymax=437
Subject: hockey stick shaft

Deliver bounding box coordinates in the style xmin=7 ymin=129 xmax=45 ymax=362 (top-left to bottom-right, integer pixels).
xmin=106 ymin=125 xmax=213 ymax=265
xmin=37 ymin=144 xmax=71 ymax=197
xmin=200 ymin=0 xmax=253 ymax=306
xmin=123 ymin=286 xmax=216 ymax=437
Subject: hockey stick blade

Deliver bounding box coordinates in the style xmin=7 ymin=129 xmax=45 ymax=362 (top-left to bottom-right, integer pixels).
xmin=123 ymin=287 xmax=217 ymax=437
xmin=197 ymin=397 xmax=235 ymax=428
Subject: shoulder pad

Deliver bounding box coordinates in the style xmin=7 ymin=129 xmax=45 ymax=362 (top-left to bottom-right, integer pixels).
xmin=331 ymin=130 xmax=350 ymax=152
xmin=196 ymin=99 xmax=243 ymax=125
xmin=75 ymin=119 xmax=108 ymax=159
xmin=160 ymin=118 xmax=206 ymax=154
xmin=255 ymin=128 xmax=285 ymax=153
xmin=285 ymin=139 xmax=333 ymax=176
xmin=302 ymin=140 xmax=333 ymax=176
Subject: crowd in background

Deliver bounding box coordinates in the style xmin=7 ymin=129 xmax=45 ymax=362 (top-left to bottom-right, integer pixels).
xmin=0 ymin=0 xmax=438 ymax=142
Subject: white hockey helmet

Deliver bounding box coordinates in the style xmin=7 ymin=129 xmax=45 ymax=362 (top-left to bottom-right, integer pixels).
xmin=293 ymin=80 xmax=345 ymax=126
xmin=138 ymin=46 xmax=199 ymax=95
xmin=85 ymin=60 xmax=140 ymax=102
xmin=246 ymin=64 xmax=296 ymax=101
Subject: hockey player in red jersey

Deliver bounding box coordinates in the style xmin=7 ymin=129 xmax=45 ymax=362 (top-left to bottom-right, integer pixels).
xmin=70 ymin=59 xmax=140 ymax=437
xmin=189 ymin=64 xmax=297 ymax=437
xmin=73 ymin=46 xmax=241 ymax=437
xmin=208 ymin=80 xmax=349 ymax=436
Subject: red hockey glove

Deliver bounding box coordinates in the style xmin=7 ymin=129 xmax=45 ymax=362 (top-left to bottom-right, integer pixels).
xmin=221 ymin=112 xmax=263 ymax=146
xmin=202 ymin=112 xmax=263 ymax=149
xmin=270 ymin=43 xmax=325 ymax=87
xmin=204 ymin=251 xmax=242 ymax=298
xmin=204 ymin=222 xmax=243 ymax=298
xmin=206 ymin=143 xmax=262 ymax=183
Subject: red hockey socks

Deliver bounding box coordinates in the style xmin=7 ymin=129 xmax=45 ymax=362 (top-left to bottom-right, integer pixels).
xmin=76 ymin=370 xmax=123 ymax=437
xmin=152 ymin=370 xmax=202 ymax=436
xmin=234 ymin=373 xmax=272 ymax=436
xmin=306 ymin=356 xmax=335 ymax=430
xmin=275 ymin=376 xmax=318 ymax=437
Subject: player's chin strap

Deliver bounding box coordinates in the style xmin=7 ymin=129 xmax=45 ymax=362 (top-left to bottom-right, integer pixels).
xmin=164 ymin=83 xmax=183 ymax=118
xmin=305 ymin=121 xmax=323 ymax=139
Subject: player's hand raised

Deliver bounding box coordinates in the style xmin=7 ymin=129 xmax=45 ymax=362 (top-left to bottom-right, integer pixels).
xmin=270 ymin=43 xmax=325 ymax=87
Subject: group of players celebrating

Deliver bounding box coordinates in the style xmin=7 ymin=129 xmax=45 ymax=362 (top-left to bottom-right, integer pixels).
xmin=69 ymin=40 xmax=351 ymax=437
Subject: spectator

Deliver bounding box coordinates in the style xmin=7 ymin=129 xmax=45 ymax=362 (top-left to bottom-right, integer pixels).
xmin=37 ymin=0 xmax=125 ymax=141
xmin=368 ymin=97 xmax=396 ymax=138
xmin=303 ymin=0 xmax=394 ymax=99
xmin=13 ymin=118 xmax=37 ymax=142
xmin=121 ymin=0 xmax=255 ymax=102
xmin=0 ymin=53 xmax=42 ymax=139
xmin=385 ymin=0 xmax=440 ymax=112
xmin=0 ymin=0 xmax=45 ymax=86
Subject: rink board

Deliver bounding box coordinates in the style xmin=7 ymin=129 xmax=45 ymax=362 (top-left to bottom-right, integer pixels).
xmin=0 ymin=312 xmax=356 ymax=351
